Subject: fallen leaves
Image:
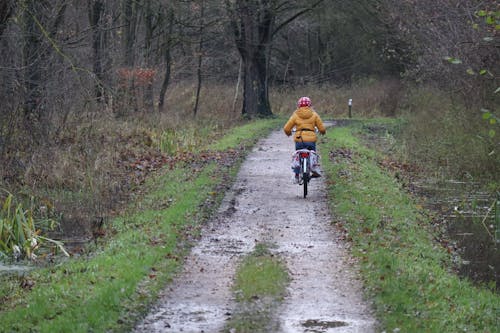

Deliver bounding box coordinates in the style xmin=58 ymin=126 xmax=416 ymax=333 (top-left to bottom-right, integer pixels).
xmin=329 ymin=148 xmax=354 ymax=163
xmin=118 ymin=148 xmax=243 ymax=187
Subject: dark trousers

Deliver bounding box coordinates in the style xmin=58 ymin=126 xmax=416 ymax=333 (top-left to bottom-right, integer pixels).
xmin=295 ymin=141 xmax=316 ymax=151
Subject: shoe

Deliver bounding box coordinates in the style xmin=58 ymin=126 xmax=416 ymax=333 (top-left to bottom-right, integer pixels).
xmin=311 ymin=171 xmax=321 ymax=178
xmin=292 ymin=174 xmax=300 ymax=184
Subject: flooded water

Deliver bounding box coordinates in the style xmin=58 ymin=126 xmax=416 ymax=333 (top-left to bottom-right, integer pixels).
xmin=412 ymin=179 xmax=499 ymax=291
xmin=360 ymin=123 xmax=499 ymax=291
xmin=0 ymin=262 xmax=32 ymax=276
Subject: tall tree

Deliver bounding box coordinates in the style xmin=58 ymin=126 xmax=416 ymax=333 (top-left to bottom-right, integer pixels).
xmin=22 ymin=0 xmax=43 ymax=126
xmin=22 ymin=1 xmax=66 ymax=132
xmin=271 ymin=0 xmax=409 ymax=85
xmin=158 ymin=7 xmax=175 ymax=112
xmin=123 ymin=0 xmax=139 ymax=67
xmin=226 ymin=0 xmax=324 ymax=118
xmin=88 ymin=0 xmax=109 ymax=103
xmin=0 ymin=0 xmax=15 ymax=36
xmin=143 ymin=0 xmax=156 ymax=111
xmin=193 ymin=0 xmax=205 ymax=116
xmin=119 ymin=0 xmax=141 ymax=113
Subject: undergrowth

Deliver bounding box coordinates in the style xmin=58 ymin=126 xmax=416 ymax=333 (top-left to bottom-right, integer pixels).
xmin=397 ymin=87 xmax=499 ymax=182
xmin=0 ymin=118 xmax=281 ymax=333
xmin=322 ymin=120 xmax=499 ymax=332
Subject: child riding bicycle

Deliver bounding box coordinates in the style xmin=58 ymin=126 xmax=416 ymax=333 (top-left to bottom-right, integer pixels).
xmin=283 ymin=97 xmax=326 ymax=183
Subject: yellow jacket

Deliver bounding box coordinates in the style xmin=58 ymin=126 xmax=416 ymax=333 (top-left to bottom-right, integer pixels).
xmin=283 ymin=107 xmax=326 ymax=143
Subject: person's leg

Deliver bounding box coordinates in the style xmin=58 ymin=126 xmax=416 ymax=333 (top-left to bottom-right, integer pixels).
xmin=306 ymin=142 xmax=316 ymax=151
xmin=293 ymin=142 xmax=305 ymax=177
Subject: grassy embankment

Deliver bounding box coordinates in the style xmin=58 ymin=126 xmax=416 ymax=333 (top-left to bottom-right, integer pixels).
xmin=321 ymin=119 xmax=499 ymax=332
xmin=0 ymin=118 xmax=281 ymax=333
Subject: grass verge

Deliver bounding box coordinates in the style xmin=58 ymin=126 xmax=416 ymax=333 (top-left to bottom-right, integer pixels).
xmin=321 ymin=119 xmax=499 ymax=332
xmin=0 ymin=118 xmax=281 ymax=333
xmin=224 ymin=243 xmax=289 ymax=333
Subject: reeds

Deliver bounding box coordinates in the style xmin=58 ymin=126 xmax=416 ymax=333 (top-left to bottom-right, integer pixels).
xmin=0 ymin=193 xmax=68 ymax=260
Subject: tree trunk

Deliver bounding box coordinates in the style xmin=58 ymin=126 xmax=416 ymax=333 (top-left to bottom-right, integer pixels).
xmin=241 ymin=50 xmax=272 ymax=118
xmin=227 ymin=0 xmax=324 ymax=118
xmin=158 ymin=9 xmax=174 ymax=112
xmin=0 ymin=0 xmax=14 ymax=36
xmin=88 ymin=0 xmax=107 ymax=103
xmin=229 ymin=0 xmax=274 ymax=118
xmin=22 ymin=0 xmax=67 ymax=138
xmin=121 ymin=0 xmax=139 ymax=113
xmin=193 ymin=0 xmax=205 ymax=117
xmin=143 ymin=0 xmax=154 ymax=111
xmin=232 ymin=58 xmax=242 ymax=113
xmin=123 ymin=0 xmax=137 ymax=67
xmin=23 ymin=0 xmax=43 ymax=126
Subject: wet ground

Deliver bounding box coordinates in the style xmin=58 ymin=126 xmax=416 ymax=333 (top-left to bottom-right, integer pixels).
xmin=412 ymin=179 xmax=499 ymax=289
xmin=135 ymin=130 xmax=376 ymax=332
xmin=361 ymin=122 xmax=499 ymax=291
xmin=0 ymin=263 xmax=32 ymax=276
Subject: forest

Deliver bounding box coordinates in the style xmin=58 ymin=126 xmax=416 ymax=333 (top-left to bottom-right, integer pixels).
xmin=0 ymin=1 xmax=499 ymax=332
xmin=0 ymin=0 xmax=498 ymax=258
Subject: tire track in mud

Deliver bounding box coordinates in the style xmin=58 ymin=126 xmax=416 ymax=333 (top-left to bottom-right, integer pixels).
xmin=135 ymin=130 xmax=376 ymax=333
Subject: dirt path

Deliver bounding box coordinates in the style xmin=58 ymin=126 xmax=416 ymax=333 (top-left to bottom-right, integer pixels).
xmin=135 ymin=130 xmax=376 ymax=333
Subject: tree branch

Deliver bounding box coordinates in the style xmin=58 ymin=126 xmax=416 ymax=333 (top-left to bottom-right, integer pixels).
xmin=272 ymin=0 xmax=325 ymax=37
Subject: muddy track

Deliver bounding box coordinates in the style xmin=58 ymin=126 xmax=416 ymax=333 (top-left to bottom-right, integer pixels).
xmin=135 ymin=130 xmax=376 ymax=333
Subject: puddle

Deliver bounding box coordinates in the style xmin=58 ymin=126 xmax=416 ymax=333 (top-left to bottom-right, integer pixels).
xmin=0 ymin=263 xmax=32 ymax=276
xmin=302 ymin=319 xmax=348 ymax=332
xmin=413 ymin=179 xmax=499 ymax=290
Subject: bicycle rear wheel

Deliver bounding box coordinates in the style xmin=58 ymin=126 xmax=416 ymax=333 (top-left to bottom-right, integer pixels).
xmin=303 ymin=173 xmax=309 ymax=198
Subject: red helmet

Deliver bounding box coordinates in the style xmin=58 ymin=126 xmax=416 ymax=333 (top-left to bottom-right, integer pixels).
xmin=297 ymin=96 xmax=311 ymax=107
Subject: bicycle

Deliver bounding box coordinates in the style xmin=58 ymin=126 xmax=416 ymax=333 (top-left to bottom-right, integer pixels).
xmin=290 ymin=129 xmax=319 ymax=198
xmin=295 ymin=148 xmax=315 ymax=198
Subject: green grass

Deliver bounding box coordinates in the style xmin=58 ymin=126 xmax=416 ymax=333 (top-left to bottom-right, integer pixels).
xmin=211 ymin=118 xmax=283 ymax=151
xmin=0 ymin=119 xmax=280 ymax=333
xmin=232 ymin=243 xmax=289 ymax=302
xmin=224 ymin=243 xmax=289 ymax=333
xmin=321 ymin=120 xmax=500 ymax=332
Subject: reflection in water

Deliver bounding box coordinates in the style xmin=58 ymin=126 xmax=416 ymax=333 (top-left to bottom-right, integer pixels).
xmin=0 ymin=263 xmax=32 ymax=276
xmin=413 ymin=179 xmax=499 ymax=291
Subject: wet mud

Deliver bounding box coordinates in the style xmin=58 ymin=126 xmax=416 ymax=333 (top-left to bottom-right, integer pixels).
xmin=135 ymin=130 xmax=376 ymax=332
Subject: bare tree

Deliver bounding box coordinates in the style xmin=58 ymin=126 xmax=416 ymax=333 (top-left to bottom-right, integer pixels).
xmin=123 ymin=0 xmax=139 ymax=67
xmin=22 ymin=1 xmax=67 ymax=136
xmin=143 ymin=0 xmax=156 ymax=111
xmin=0 ymin=0 xmax=15 ymax=36
xmin=381 ymin=0 xmax=499 ymax=104
xmin=226 ymin=0 xmax=324 ymax=118
xmin=158 ymin=8 xmax=175 ymax=112
xmin=88 ymin=0 xmax=109 ymax=103
xmin=193 ymin=0 xmax=206 ymax=117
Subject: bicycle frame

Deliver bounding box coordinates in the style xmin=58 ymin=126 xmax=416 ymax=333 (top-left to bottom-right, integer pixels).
xmin=297 ymin=149 xmax=312 ymax=198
